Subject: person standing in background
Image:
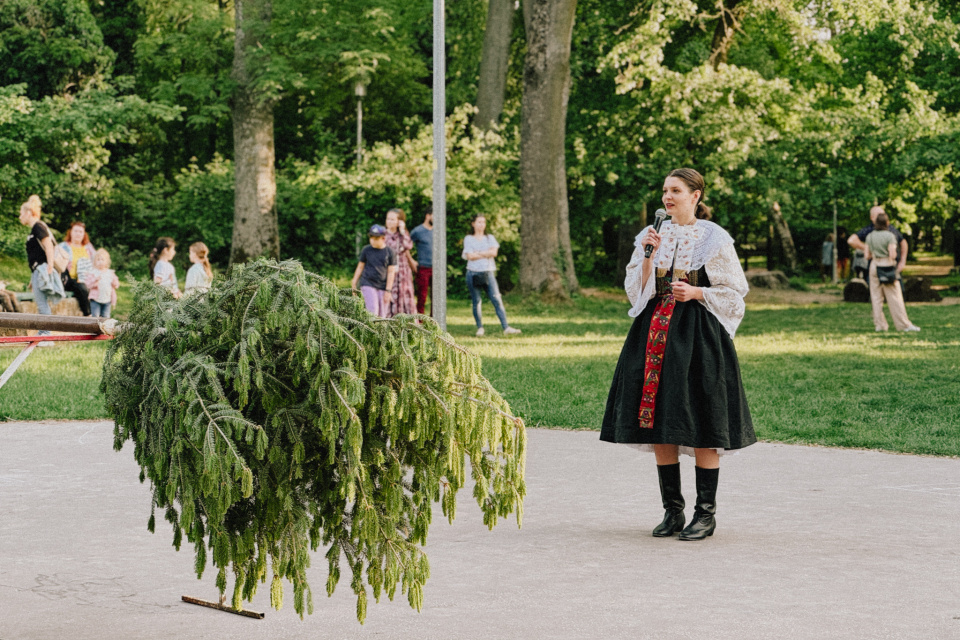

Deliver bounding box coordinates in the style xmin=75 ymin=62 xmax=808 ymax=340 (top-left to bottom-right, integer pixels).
xmin=149 ymin=237 xmax=181 ymax=299
xmin=849 ymin=206 xmax=907 ymax=280
xmin=865 ymin=213 xmax=920 ymax=332
xmin=18 ymin=195 xmax=63 ymax=345
xmin=84 ymin=248 xmax=119 ymax=318
xmin=821 ymin=233 xmax=834 ymax=282
xmin=409 ymin=207 xmax=434 ymax=315
xmin=351 ymin=225 xmax=397 ymax=318
xmin=384 ymin=208 xmax=417 ymax=317
xmin=836 ymin=226 xmax=850 ymax=280
xmin=185 ymin=242 xmax=214 ymax=295
xmin=462 ymin=215 xmax=521 ymax=337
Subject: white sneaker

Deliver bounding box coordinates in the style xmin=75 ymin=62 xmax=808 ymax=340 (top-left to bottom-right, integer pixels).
xmin=903 ymin=325 xmax=921 ymax=332
xmin=36 ymin=340 xmax=55 ymax=347
xmin=476 ymin=327 xmax=485 ymax=337
xmin=503 ymin=327 xmax=522 ymax=335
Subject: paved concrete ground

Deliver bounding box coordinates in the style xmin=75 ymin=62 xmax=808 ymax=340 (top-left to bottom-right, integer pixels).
xmin=1 ymin=421 xmax=958 ymax=640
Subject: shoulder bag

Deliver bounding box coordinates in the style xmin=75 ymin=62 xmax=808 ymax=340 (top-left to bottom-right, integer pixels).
xmin=875 ymin=265 xmax=897 ymax=284
xmin=41 ymin=224 xmax=70 ymax=273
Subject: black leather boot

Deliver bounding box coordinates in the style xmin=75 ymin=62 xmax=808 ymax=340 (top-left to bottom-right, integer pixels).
xmin=679 ymin=466 xmax=718 ymax=541
xmin=652 ymin=463 xmax=685 ymax=537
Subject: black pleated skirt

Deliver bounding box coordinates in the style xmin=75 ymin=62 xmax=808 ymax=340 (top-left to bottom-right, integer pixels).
xmin=600 ymin=298 xmax=756 ymax=450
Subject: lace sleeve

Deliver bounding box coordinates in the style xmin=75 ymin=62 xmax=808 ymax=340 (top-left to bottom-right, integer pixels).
xmin=700 ymin=242 xmax=749 ymax=338
xmin=624 ymin=247 xmax=645 ymax=297
xmin=625 ymin=227 xmax=656 ymax=317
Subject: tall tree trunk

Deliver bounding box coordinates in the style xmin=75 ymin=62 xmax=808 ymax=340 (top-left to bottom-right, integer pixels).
xmin=476 ymin=0 xmax=515 ymax=129
xmin=556 ymin=71 xmax=578 ymax=292
xmin=770 ymin=201 xmax=798 ymax=271
xmin=519 ymin=0 xmax=578 ymax=296
xmin=230 ymin=0 xmax=279 ymax=265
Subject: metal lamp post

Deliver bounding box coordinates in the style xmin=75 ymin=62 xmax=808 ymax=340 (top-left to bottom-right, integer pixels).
xmin=431 ymin=0 xmax=447 ymax=329
xmin=355 ymin=81 xmax=366 ymax=166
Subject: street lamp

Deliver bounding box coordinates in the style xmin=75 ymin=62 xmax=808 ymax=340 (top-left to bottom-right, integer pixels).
xmin=432 ymin=0 xmax=447 ymax=329
xmin=355 ymin=81 xmax=366 ymax=166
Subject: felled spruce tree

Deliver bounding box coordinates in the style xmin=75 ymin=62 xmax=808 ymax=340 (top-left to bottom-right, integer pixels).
xmin=101 ymin=260 xmax=526 ymax=622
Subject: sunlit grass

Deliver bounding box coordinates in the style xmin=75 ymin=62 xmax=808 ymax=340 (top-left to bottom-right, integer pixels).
xmin=0 ymin=342 xmax=110 ymax=420
xmin=1 ymin=288 xmax=958 ymax=457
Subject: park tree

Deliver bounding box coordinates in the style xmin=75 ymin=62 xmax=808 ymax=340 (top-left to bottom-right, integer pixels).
xmin=126 ymin=0 xmax=437 ymax=265
xmin=229 ymin=0 xmax=280 ymax=264
xmin=519 ymin=0 xmax=579 ymax=296
xmin=559 ymin=0 xmax=960 ymax=276
xmin=476 ymin=0 xmax=517 ymax=129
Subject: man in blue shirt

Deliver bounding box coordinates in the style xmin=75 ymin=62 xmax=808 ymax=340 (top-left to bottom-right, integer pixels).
xmin=410 ymin=207 xmax=434 ymax=315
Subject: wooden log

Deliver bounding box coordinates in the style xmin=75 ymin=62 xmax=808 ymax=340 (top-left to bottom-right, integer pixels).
xmin=843 ymin=278 xmax=871 ymax=303
xmin=0 ymin=312 xmax=118 ymax=335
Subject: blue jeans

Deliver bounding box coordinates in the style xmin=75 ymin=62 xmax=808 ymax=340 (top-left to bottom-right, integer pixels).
xmin=90 ymin=301 xmax=112 ymax=318
xmin=31 ymin=268 xmax=54 ymax=335
xmin=466 ymin=270 xmax=508 ymax=330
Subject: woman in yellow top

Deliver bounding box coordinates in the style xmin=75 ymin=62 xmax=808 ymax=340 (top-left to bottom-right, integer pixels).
xmin=57 ymin=221 xmax=96 ymax=316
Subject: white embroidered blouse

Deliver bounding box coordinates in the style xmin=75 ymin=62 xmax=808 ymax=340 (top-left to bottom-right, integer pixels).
xmin=624 ymin=219 xmax=749 ymax=338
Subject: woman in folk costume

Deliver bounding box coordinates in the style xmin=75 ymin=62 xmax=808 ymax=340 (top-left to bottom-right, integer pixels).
xmin=601 ymin=168 xmax=756 ymax=541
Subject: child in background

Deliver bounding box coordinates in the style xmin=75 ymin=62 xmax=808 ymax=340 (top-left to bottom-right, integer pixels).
xmin=185 ymin=242 xmax=213 ymax=295
xmin=148 ymin=237 xmax=181 ymax=299
xmin=85 ymin=248 xmax=119 ymax=318
xmin=351 ymin=224 xmax=397 ymax=318
xmin=821 ymin=233 xmax=834 ymax=281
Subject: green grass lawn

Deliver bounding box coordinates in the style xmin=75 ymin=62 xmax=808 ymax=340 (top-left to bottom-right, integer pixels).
xmin=449 ymin=295 xmax=960 ymax=457
xmin=1 ymin=288 xmax=958 ymax=456
xmin=0 ymin=341 xmax=111 ymax=420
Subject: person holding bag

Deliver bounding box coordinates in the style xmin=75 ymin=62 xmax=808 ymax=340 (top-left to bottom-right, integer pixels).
xmin=18 ymin=195 xmax=65 ymax=345
xmin=865 ymin=213 xmax=919 ymax=332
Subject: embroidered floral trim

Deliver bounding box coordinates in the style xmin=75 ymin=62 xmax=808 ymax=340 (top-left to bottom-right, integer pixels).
xmin=638 ymin=266 xmax=702 ymax=429
xmin=639 ymin=292 xmax=676 ymax=429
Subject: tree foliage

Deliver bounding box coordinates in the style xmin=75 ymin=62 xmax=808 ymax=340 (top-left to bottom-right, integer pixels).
xmin=0 ymin=0 xmax=115 ymax=99
xmin=101 ymin=260 xmax=526 ymax=621
xmin=3 ymin=0 xmax=960 ymax=282
xmin=559 ymin=0 xmax=960 ymax=274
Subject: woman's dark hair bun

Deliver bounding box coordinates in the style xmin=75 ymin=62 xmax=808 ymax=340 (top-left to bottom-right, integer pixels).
xmin=695 ymin=201 xmax=712 ymax=220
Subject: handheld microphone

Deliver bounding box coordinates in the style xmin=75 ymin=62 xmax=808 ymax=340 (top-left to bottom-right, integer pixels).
xmin=644 ymin=208 xmax=668 ymax=258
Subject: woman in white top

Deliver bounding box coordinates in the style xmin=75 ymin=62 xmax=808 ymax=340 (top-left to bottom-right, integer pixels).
xmin=148 ymin=237 xmax=181 ymax=299
xmin=600 ymin=168 xmax=755 ymax=542
xmin=185 ymin=242 xmax=214 ymax=295
xmin=461 ymin=215 xmax=520 ymax=337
